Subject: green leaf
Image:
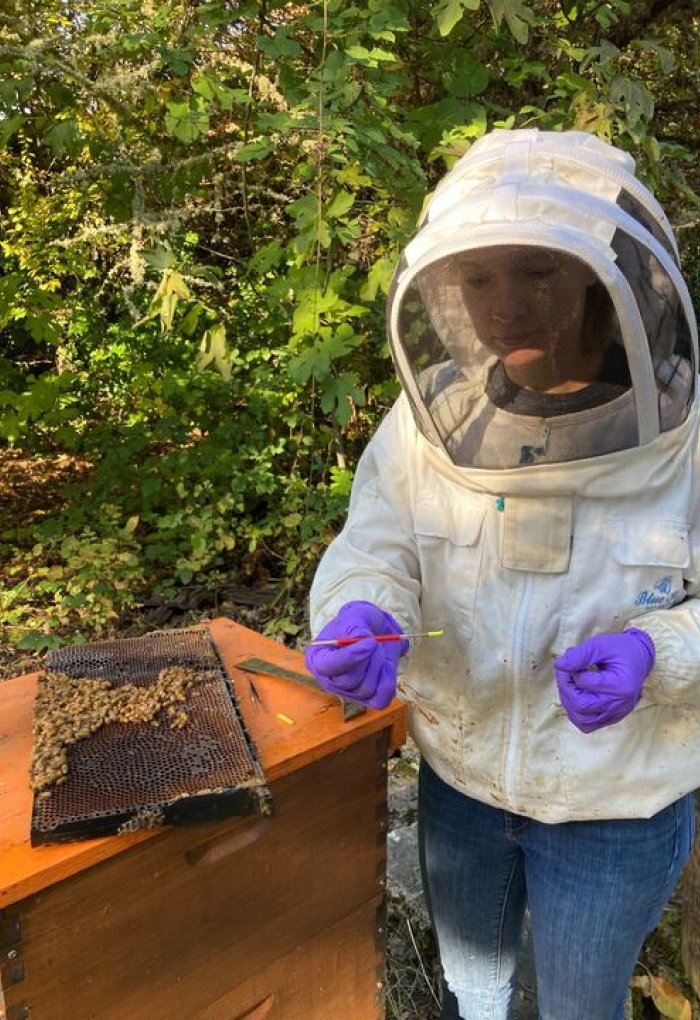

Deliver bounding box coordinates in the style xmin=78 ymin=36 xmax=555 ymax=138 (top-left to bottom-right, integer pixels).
xmin=17 ymin=631 xmax=63 ymax=652
xmin=326 ymin=190 xmax=355 ymax=220
xmin=0 ymin=76 xmax=33 ymax=108
xmin=143 ymin=246 xmax=177 ymax=270
xmin=609 ymin=76 xmax=654 ymax=128
xmin=197 ymin=3 xmax=232 ymax=28
xmin=434 ymin=0 xmax=466 ymax=37
xmin=486 ymin=0 xmax=535 ymax=43
xmin=25 ymin=314 xmax=61 ymax=345
xmin=0 ymin=274 xmax=21 ymax=326
xmin=320 ymin=374 xmax=365 ymax=425
xmin=159 ymin=48 xmax=194 ymax=76
xmin=236 ymin=139 xmax=273 ymax=163
xmin=360 ymin=255 xmax=398 ymax=300
xmin=192 ymin=74 xmax=216 ymax=101
xmin=582 ymin=39 xmax=620 ymax=70
xmin=43 ymin=119 xmax=80 ymax=156
xmin=0 ymin=113 xmax=25 ymax=148
xmin=554 ymin=71 xmax=595 ymax=96
xmin=249 ymin=241 xmax=285 ymax=274
xmin=594 ymin=2 xmax=628 ymax=30
xmin=180 ymin=305 xmax=202 ymax=336
xmin=502 ymin=58 xmax=548 ymax=87
xmin=257 ymin=26 xmax=302 ymax=58
xmin=344 ymin=45 xmax=399 ymax=65
xmin=163 ymin=271 xmax=190 ymax=300
xmin=288 ymin=342 xmax=329 ymax=384
xmin=443 ymin=54 xmax=489 ymax=97
xmin=164 ymin=102 xmax=209 ymax=142
xmin=409 ymin=99 xmax=485 ymax=152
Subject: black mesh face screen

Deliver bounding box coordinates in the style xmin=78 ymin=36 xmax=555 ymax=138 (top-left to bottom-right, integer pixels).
xmin=31 ymin=629 xmax=272 ymax=845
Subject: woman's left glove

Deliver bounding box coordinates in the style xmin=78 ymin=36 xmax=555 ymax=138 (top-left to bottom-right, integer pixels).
xmin=305 ymin=601 xmax=409 ymax=709
xmin=554 ymin=629 xmax=655 ymax=734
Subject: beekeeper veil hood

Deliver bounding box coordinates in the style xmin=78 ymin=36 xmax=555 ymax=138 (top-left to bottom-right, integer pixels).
xmin=386 ymin=129 xmax=698 ymax=469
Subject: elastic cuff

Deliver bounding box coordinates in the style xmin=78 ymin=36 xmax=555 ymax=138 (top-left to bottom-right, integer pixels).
xmin=624 ymin=627 xmax=656 ymax=672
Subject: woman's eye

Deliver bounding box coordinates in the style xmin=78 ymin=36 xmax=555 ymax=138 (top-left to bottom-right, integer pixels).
xmin=527 ymin=267 xmax=556 ymax=280
xmin=464 ymin=276 xmax=490 ymax=288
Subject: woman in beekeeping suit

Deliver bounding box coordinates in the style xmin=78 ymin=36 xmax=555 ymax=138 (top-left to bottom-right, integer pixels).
xmin=304 ymin=129 xmax=699 ymax=1019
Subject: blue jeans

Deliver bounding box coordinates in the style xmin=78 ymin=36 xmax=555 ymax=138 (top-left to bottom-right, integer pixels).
xmin=418 ymin=759 xmax=695 ymax=1020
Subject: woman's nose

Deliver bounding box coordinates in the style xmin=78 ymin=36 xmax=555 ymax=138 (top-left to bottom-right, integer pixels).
xmin=491 ymin=275 xmax=531 ymax=316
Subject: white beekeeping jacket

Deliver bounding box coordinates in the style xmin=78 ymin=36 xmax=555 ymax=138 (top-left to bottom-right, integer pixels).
xmin=309 ymin=130 xmax=700 ymax=821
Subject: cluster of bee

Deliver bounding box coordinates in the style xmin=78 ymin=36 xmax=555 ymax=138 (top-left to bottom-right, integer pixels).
xmin=117 ymin=805 xmax=166 ymax=834
xmin=31 ymin=665 xmax=204 ymax=795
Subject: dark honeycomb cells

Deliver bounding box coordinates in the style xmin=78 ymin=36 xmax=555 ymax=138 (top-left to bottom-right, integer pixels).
xmin=31 ymin=629 xmax=272 ymax=844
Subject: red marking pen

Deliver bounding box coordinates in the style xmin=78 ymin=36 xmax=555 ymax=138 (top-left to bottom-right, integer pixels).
xmin=308 ymin=629 xmax=444 ymax=647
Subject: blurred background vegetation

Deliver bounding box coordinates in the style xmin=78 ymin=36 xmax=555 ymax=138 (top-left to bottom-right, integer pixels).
xmin=1 ymin=0 xmax=699 ymax=650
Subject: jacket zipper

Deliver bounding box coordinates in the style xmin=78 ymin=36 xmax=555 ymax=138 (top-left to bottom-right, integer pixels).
xmin=503 ymin=571 xmax=535 ymax=806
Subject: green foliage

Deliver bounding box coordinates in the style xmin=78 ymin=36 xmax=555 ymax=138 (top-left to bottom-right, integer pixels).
xmin=1 ymin=0 xmax=699 ymax=643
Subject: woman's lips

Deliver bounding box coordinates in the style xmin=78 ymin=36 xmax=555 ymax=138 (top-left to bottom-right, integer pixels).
xmin=492 ymin=331 xmax=539 ymax=347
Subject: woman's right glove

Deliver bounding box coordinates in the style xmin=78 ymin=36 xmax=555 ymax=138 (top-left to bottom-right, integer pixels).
xmin=304 ymin=600 xmax=408 ymax=709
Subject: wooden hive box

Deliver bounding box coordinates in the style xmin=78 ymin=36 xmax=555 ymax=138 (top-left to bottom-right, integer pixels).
xmin=0 ymin=619 xmax=406 ymax=1020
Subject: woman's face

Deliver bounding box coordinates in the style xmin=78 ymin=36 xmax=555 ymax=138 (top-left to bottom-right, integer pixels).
xmin=458 ymin=246 xmax=600 ymax=392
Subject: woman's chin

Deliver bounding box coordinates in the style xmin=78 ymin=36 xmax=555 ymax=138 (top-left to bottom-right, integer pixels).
xmin=502 ymin=346 xmax=548 ymax=367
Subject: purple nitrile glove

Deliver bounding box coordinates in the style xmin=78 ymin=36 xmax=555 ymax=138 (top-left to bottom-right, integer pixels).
xmin=305 ymin=600 xmax=409 ymax=709
xmin=554 ymin=628 xmax=655 ymax=734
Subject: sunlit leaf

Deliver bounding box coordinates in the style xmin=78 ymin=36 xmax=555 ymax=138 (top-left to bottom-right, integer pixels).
xmin=196 ymin=324 xmax=231 ymax=381
xmin=123 ymin=516 xmax=140 ymax=535
xmin=649 ymin=976 xmax=692 ymax=1020
xmin=326 ymin=190 xmax=355 ymax=220
xmin=236 ymin=139 xmax=273 ymax=162
xmin=434 ymin=0 xmax=466 ymax=37
xmin=486 ymin=0 xmax=535 ymax=43
xmin=360 ymin=255 xmax=398 ymax=301
xmin=630 ymin=975 xmax=692 ymax=1020
xmin=164 ymin=101 xmax=209 ymax=142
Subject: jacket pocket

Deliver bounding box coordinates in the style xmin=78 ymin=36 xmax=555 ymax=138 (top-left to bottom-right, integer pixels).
xmin=558 ymin=517 xmax=689 ymax=650
xmin=606 ymin=518 xmax=689 ymax=568
xmin=606 ymin=517 xmax=688 ymax=614
xmin=414 ymin=494 xmax=486 ymax=639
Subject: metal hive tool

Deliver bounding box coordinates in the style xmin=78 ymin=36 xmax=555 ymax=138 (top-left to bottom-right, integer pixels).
xmin=31 ymin=628 xmax=272 ymax=846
